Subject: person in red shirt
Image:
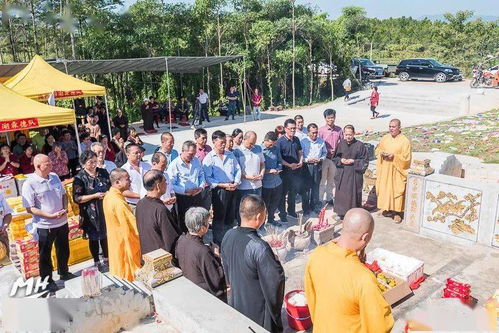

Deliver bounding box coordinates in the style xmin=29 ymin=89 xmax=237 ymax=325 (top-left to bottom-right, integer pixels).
xmin=251 ymin=88 xmax=263 ymax=121
xmin=19 ymin=145 xmax=35 ymax=174
xmin=0 ymin=144 xmax=20 ymax=176
xmin=370 ymin=86 xmax=380 ymax=119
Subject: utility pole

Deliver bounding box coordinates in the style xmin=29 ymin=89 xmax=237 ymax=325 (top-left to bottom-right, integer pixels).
xmin=291 ymin=0 xmax=296 ymax=109
xmin=370 ymin=41 xmax=373 ymax=61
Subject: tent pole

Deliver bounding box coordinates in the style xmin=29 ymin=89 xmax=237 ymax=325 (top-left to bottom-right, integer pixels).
xmin=243 ymin=56 xmax=246 ymax=124
xmin=104 ymin=95 xmax=112 ymax=137
xmin=165 ymin=58 xmax=172 ymax=133
xmin=75 ymin=122 xmax=82 ymax=156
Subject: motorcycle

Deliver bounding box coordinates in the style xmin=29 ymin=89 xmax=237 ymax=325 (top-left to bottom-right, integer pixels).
xmin=470 ymin=67 xmax=493 ymax=88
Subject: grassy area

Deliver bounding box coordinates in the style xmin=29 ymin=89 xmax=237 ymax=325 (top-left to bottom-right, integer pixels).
xmin=363 ymin=109 xmax=499 ymax=164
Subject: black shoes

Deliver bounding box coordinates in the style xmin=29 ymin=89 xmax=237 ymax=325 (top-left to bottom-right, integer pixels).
xmin=59 ymin=272 xmax=77 ymax=281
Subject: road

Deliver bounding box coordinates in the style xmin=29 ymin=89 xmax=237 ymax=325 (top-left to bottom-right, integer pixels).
xmin=139 ymin=78 xmax=499 ymax=156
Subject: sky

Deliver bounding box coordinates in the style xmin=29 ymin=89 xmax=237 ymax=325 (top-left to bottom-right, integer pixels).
xmin=122 ymin=0 xmax=499 ymax=19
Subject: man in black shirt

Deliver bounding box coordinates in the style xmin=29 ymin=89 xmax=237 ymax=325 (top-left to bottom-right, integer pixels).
xmin=276 ymin=118 xmax=305 ymax=222
xmin=221 ymin=195 xmax=285 ymax=333
xmin=135 ymin=170 xmax=181 ymax=257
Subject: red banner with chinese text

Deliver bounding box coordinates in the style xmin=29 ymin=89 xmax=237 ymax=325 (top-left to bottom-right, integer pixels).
xmin=0 ymin=118 xmax=39 ymax=132
xmin=54 ymin=90 xmax=84 ymax=98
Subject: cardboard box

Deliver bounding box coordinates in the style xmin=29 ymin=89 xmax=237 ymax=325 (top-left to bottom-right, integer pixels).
xmin=367 ymin=248 xmax=424 ymax=284
xmin=382 ymin=272 xmax=412 ymax=306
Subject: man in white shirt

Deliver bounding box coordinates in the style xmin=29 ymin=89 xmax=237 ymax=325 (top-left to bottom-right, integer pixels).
xmin=91 ymin=142 xmax=117 ymax=174
xmin=235 ymin=131 xmax=265 ymax=223
xmin=121 ymin=144 xmax=151 ymax=206
xmin=22 ymin=154 xmax=76 ymax=292
xmin=294 ymin=115 xmax=308 ymax=141
xmin=197 ymin=89 xmax=210 ymax=122
xmin=301 ymin=123 xmax=327 ymax=215
xmin=147 ymin=152 xmax=176 ymax=212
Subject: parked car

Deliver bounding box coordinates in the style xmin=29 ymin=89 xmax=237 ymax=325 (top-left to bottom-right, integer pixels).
xmin=350 ymin=58 xmax=385 ymax=79
xmin=395 ymin=58 xmax=462 ymax=82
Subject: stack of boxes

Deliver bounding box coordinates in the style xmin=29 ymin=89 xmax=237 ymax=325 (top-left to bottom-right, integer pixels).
xmin=135 ymin=249 xmax=182 ymax=289
xmin=443 ymin=278 xmax=472 ymax=303
xmin=15 ymin=238 xmax=39 ymax=278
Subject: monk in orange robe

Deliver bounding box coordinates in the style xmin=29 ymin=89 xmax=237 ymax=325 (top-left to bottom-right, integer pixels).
xmin=305 ymin=208 xmax=394 ymax=333
xmin=103 ymin=168 xmax=141 ymax=281
xmin=375 ymin=119 xmax=412 ymax=223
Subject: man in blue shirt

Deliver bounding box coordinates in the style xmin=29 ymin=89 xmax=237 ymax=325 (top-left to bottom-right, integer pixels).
xmin=154 ymin=132 xmax=179 ymax=164
xmin=276 ymin=118 xmax=306 ymax=222
xmin=261 ymin=131 xmax=283 ymax=227
xmin=203 ymin=130 xmax=241 ymax=245
xmin=166 ymin=141 xmax=205 ymax=232
xmin=301 ymin=123 xmax=327 ymax=214
xmin=225 ymin=86 xmax=239 ymax=121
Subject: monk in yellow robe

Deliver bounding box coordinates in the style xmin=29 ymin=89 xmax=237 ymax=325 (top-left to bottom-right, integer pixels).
xmin=103 ymin=168 xmax=141 ymax=281
xmin=304 ymin=208 xmax=394 ymax=333
xmin=375 ymin=118 xmax=411 ymax=223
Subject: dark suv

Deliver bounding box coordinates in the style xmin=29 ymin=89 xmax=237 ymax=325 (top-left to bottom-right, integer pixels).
xmin=395 ymin=58 xmax=462 ymax=82
xmin=351 ymin=58 xmax=385 ymax=79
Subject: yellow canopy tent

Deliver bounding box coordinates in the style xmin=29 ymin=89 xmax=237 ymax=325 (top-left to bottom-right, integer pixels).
xmin=3 ymin=55 xmax=106 ymax=101
xmin=0 ymin=83 xmax=75 ymax=132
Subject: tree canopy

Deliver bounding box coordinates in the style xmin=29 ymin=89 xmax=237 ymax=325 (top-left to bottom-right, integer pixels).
xmin=1 ymin=0 xmax=498 ymax=119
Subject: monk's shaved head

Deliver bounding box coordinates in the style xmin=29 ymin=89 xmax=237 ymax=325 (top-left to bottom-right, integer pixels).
xmin=390 ymin=118 xmax=401 ymax=127
xmin=342 ymin=208 xmax=374 ymax=236
xmin=110 ymin=168 xmax=129 ymax=183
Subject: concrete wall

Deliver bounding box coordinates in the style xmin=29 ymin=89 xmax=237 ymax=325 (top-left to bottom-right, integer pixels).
xmin=403 ymin=173 xmax=499 ymax=248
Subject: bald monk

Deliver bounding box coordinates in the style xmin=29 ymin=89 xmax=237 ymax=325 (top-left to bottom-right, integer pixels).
xmin=103 ymin=168 xmax=141 ymax=281
xmin=304 ymin=208 xmax=394 ymax=333
xmin=375 ymin=119 xmax=411 ymax=223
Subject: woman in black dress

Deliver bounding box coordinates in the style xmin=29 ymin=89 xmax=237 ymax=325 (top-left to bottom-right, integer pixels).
xmin=73 ymin=150 xmax=111 ymax=269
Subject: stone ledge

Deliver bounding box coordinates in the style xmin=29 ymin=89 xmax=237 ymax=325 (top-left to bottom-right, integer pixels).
xmin=152 ymin=277 xmax=268 ymax=333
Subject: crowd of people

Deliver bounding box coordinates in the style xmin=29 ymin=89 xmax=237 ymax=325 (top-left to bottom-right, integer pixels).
xmin=0 ymin=101 xmax=412 ymax=332
xmin=139 ymin=86 xmax=264 ymax=131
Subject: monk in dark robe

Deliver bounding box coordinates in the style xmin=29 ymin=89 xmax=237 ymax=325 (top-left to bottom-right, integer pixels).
xmin=333 ymin=125 xmax=369 ymax=218
xmin=141 ymin=98 xmax=155 ymax=133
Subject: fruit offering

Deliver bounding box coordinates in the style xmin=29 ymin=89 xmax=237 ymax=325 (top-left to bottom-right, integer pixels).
xmin=376 ymin=272 xmax=397 ymax=292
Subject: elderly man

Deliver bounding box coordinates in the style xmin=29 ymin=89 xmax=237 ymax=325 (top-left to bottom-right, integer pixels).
xmin=203 ymin=130 xmax=241 ymax=245
xmin=375 ymin=119 xmax=412 ymax=223
xmin=175 ymin=207 xmax=227 ymax=301
xmin=301 ymin=123 xmax=327 ymax=215
xmin=305 ymin=208 xmax=394 ymax=333
xmin=91 ymin=142 xmax=117 ymax=174
xmin=136 ymin=170 xmax=180 ymax=257
xmin=154 ymin=132 xmax=179 ymax=164
xmin=22 ymin=154 xmax=75 ymax=292
xmin=148 ymin=152 xmax=177 ymax=212
xmin=166 ymin=141 xmax=205 ymax=232
xmin=121 ymin=143 xmax=151 ymax=207
xmin=221 ymin=195 xmax=285 ymax=333
xmin=236 ymin=131 xmax=265 ymax=223
xmin=318 ymin=109 xmax=343 ymax=205
xmin=103 ymin=168 xmax=141 ymax=281
xmin=276 ymin=118 xmax=305 ymax=222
